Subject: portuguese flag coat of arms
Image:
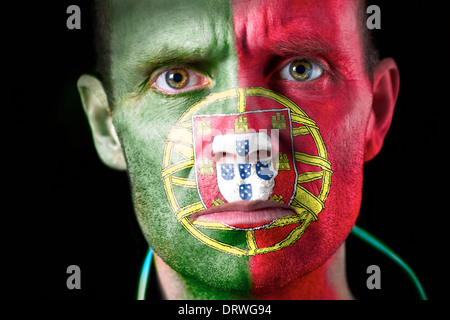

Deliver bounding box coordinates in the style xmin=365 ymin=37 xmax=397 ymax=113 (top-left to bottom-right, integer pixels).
xmin=192 ymin=108 xmax=298 ymax=217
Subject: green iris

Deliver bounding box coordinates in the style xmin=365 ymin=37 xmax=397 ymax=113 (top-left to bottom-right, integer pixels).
xmin=166 ymin=68 xmax=189 ymax=89
xmin=289 ymin=60 xmax=313 ymax=81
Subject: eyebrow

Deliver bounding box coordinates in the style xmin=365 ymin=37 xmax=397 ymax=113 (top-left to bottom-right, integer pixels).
xmin=267 ymin=26 xmax=346 ymax=60
xmin=271 ymin=37 xmax=336 ymax=56
xmin=233 ymin=10 xmax=343 ymax=59
xmin=262 ymin=24 xmax=354 ymax=78
xmin=133 ymin=40 xmax=230 ymax=77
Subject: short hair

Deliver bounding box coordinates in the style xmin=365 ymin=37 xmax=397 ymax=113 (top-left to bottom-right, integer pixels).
xmin=92 ymin=0 xmax=379 ymax=110
xmin=358 ymin=0 xmax=380 ymax=76
xmin=92 ymin=0 xmax=114 ymax=109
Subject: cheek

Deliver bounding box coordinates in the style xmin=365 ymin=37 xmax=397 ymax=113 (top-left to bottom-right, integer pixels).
xmin=112 ymin=97 xmax=254 ymax=292
xmin=278 ymin=81 xmax=372 ymax=172
xmin=112 ymin=97 xmax=198 ymax=247
xmin=249 ymin=85 xmax=372 ymax=290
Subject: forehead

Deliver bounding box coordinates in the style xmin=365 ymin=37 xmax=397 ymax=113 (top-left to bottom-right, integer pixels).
xmin=110 ymin=0 xmax=234 ymax=62
xmin=110 ymin=0 xmax=362 ymax=62
xmin=232 ymin=0 xmax=359 ymax=42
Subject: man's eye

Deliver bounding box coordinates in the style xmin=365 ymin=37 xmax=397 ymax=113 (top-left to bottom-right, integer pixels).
xmin=278 ymin=59 xmax=324 ymax=82
xmin=151 ymin=67 xmax=210 ymax=94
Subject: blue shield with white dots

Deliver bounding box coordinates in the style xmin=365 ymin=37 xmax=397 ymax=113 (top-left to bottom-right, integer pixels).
xmin=193 ymin=109 xmax=298 ymax=209
xmin=236 ymin=140 xmax=249 ymax=157
xmin=239 ymin=184 xmax=253 ymax=201
xmin=238 ymin=163 xmax=252 ymax=179
xmin=256 ymin=161 xmax=276 ymax=180
xmin=220 ymin=164 xmax=235 ymax=180
xmin=212 ymin=131 xmax=279 ymax=203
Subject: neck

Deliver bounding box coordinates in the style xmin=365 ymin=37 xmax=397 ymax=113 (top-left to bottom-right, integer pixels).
xmin=154 ymin=243 xmax=353 ymax=300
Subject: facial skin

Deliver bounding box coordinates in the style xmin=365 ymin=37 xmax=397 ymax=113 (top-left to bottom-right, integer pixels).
xmin=79 ymin=0 xmax=399 ymax=299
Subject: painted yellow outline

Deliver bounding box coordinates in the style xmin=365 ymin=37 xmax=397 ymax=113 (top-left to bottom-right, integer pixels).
xmin=171 ymin=176 xmax=196 ymax=188
xmin=246 ymin=231 xmax=258 ymax=256
xmin=180 ymin=217 xmax=247 ymax=257
xmin=161 ymin=87 xmax=333 ymax=256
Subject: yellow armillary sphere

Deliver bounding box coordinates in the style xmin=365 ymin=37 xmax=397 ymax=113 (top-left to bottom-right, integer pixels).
xmin=161 ymin=87 xmax=333 ymax=257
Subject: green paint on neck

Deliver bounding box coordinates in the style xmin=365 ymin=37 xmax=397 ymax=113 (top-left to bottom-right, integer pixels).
xmin=107 ymin=0 xmax=252 ymax=297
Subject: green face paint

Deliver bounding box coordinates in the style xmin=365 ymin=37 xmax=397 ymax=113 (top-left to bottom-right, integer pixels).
xmin=109 ymin=0 xmax=251 ymax=295
xmin=101 ymin=0 xmax=375 ymax=300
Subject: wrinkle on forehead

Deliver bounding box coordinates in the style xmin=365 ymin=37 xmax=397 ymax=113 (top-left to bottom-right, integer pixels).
xmin=232 ymin=1 xmax=361 ymax=54
xmin=232 ymin=0 xmax=365 ymax=80
xmin=109 ymin=0 xmax=235 ymax=99
xmin=113 ymin=0 xmax=232 ymax=60
xmin=232 ymin=0 xmax=339 ymax=53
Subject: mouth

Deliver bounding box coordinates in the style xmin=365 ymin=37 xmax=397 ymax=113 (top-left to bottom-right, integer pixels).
xmin=190 ymin=200 xmax=298 ymax=231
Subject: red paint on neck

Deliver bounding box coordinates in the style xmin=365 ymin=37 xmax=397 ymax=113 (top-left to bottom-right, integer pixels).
xmin=251 ymin=245 xmax=350 ymax=300
xmin=232 ymin=0 xmax=370 ymax=299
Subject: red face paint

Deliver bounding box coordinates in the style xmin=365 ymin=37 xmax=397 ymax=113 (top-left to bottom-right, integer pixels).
xmin=103 ymin=0 xmax=389 ymax=299
xmin=232 ymin=0 xmax=373 ymax=298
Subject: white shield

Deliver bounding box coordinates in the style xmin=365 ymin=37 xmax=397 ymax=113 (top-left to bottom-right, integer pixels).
xmin=212 ymin=132 xmax=278 ymax=203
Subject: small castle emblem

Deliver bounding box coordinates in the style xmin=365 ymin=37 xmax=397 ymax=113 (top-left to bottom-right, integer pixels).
xmin=269 ymin=194 xmax=285 ymax=204
xmin=278 ymin=152 xmax=291 ymax=171
xmin=198 ymin=158 xmax=214 ymax=175
xmin=271 ymin=112 xmax=287 ymax=130
xmin=234 ymin=115 xmax=249 ymax=132
xmin=196 ymin=118 xmax=211 ymax=135
xmin=211 ymin=198 xmax=225 ymax=206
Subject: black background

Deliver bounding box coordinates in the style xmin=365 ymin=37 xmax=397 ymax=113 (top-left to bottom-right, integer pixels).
xmin=3 ymin=0 xmax=449 ymax=300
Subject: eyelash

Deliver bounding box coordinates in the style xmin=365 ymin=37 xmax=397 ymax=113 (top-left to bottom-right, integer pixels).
xmin=142 ymin=57 xmax=328 ymax=94
xmin=143 ymin=66 xmax=211 ymax=95
xmin=272 ymin=57 xmax=327 ymax=83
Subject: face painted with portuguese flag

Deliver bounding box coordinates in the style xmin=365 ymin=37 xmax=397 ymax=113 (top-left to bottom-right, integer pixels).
xmin=108 ymin=0 xmax=375 ymax=298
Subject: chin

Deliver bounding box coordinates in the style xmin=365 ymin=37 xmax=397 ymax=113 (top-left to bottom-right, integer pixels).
xmin=249 ymin=202 xmax=359 ymax=291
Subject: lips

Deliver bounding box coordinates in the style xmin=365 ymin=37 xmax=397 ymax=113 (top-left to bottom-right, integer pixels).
xmin=190 ymin=200 xmax=297 ymax=230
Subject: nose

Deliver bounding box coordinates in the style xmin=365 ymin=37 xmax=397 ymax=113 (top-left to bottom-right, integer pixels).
xmin=211 ymin=131 xmax=274 ymax=164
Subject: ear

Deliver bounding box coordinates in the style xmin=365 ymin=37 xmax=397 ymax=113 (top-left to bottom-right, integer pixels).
xmin=77 ymin=74 xmax=127 ymax=170
xmin=364 ymin=58 xmax=400 ymax=162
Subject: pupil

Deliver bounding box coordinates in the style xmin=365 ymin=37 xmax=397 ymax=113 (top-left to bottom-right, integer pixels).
xmin=294 ymin=64 xmax=306 ymax=74
xmin=172 ymin=72 xmax=183 ymax=83
xmin=166 ymin=69 xmax=188 ymax=89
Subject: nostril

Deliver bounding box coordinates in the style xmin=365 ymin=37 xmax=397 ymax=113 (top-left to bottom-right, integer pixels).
xmin=259 ymin=150 xmax=271 ymax=159
xmin=212 ymin=151 xmax=236 ymax=163
xmin=246 ymin=150 xmax=272 ymax=163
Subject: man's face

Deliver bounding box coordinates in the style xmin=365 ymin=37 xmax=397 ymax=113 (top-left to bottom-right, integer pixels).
xmin=108 ymin=0 xmax=372 ymax=295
